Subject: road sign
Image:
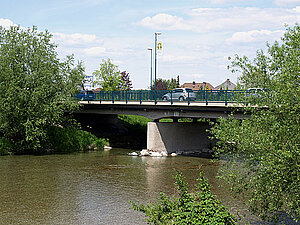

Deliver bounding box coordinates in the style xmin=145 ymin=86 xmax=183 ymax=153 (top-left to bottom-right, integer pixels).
xmin=157 ymin=41 xmax=162 ymax=55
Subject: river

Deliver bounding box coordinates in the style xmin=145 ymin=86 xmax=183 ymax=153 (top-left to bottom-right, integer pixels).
xmin=0 ymin=148 xmax=280 ymax=225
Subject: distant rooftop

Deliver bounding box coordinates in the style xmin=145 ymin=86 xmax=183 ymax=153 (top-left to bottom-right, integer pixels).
xmin=213 ymin=79 xmax=236 ymax=90
xmin=181 ymin=81 xmax=214 ymax=90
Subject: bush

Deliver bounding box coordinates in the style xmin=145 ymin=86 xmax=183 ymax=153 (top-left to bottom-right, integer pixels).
xmin=118 ymin=115 xmax=151 ymax=129
xmin=0 ymin=137 xmax=13 ymax=155
xmin=210 ymin=24 xmax=300 ymax=222
xmin=0 ymin=26 xmax=85 ymax=152
xmin=47 ymin=126 xmax=109 ymax=153
xmin=131 ymin=171 xmax=236 ymax=225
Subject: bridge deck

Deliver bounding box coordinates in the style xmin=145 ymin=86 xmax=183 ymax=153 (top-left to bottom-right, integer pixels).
xmin=78 ymin=100 xmax=248 ymax=120
xmin=80 ymin=100 xmax=241 ymax=107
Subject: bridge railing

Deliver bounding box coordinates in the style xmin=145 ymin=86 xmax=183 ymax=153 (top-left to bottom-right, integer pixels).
xmin=91 ymin=90 xmax=247 ymax=105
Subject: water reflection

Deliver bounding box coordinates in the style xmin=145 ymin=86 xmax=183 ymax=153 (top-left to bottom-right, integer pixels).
xmin=0 ymin=149 xmax=278 ymax=224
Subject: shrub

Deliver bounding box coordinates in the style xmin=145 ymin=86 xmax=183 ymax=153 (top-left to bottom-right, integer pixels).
xmin=47 ymin=126 xmax=109 ymax=153
xmin=131 ymin=171 xmax=236 ymax=225
xmin=0 ymin=137 xmax=13 ymax=155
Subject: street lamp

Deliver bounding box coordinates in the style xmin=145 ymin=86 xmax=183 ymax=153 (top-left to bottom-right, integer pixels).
xmin=154 ymin=32 xmax=161 ymax=103
xmin=147 ymin=48 xmax=153 ymax=90
xmin=203 ymin=82 xmax=207 ymax=102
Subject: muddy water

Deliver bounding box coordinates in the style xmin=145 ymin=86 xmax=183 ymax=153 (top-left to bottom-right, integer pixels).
xmin=0 ymin=148 xmax=262 ymax=225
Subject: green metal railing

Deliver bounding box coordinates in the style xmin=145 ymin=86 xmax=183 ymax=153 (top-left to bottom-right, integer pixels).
xmin=91 ymin=90 xmax=246 ymax=105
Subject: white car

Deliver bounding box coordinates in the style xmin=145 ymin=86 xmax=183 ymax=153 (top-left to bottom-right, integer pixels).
xmin=162 ymin=88 xmax=196 ymax=101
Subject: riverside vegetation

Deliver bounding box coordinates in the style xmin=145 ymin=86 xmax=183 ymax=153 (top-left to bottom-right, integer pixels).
xmin=0 ymin=26 xmax=108 ymax=155
xmin=131 ymin=24 xmax=299 ymax=224
xmin=132 ymin=171 xmax=237 ymax=225
xmin=210 ymin=25 xmax=300 ymax=223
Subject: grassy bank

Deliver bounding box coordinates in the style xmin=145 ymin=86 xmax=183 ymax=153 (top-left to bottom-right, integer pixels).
xmin=0 ymin=126 xmax=109 ymax=155
xmin=118 ymin=115 xmax=151 ymax=130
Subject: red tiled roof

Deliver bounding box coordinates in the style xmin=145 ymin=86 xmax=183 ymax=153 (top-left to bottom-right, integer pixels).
xmin=181 ymin=82 xmax=214 ymax=90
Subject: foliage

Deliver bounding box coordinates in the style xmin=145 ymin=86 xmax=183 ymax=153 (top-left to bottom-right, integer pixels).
xmin=118 ymin=115 xmax=150 ymax=130
xmin=152 ymin=78 xmax=168 ymax=90
xmin=131 ymin=171 xmax=236 ymax=225
xmin=0 ymin=26 xmax=85 ymax=153
xmin=0 ymin=137 xmax=13 ymax=155
xmin=167 ymin=77 xmax=180 ymax=90
xmin=47 ymin=126 xmax=109 ymax=153
xmin=93 ymin=58 xmax=122 ymax=91
xmin=210 ymin=24 xmax=300 ymax=222
xmin=120 ymin=71 xmax=133 ymax=90
xmin=93 ymin=59 xmax=132 ymax=91
xmin=152 ymin=77 xmax=180 ymax=90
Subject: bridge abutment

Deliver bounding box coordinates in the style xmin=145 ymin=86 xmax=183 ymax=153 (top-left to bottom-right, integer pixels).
xmin=147 ymin=121 xmax=215 ymax=155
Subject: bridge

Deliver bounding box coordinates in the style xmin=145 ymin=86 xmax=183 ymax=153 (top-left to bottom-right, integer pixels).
xmin=78 ymin=89 xmax=248 ymax=120
xmin=76 ymin=90 xmax=249 ymax=155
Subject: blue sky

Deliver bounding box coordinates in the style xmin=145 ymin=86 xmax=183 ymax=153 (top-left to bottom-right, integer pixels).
xmin=1 ymin=0 xmax=300 ymax=88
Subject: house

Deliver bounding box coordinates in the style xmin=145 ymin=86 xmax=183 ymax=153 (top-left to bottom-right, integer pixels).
xmin=213 ymin=79 xmax=236 ymax=90
xmin=93 ymin=88 xmax=101 ymax=92
xmin=181 ymin=81 xmax=214 ymax=90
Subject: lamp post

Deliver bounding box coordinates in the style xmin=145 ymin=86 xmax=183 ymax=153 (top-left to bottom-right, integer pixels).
xmin=203 ymin=82 xmax=207 ymax=90
xmin=154 ymin=32 xmax=161 ymax=103
xmin=147 ymin=48 xmax=153 ymax=90
xmin=203 ymin=81 xmax=207 ymax=103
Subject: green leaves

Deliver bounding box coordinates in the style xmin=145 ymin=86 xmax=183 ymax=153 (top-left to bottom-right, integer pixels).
xmin=0 ymin=26 xmax=85 ymax=153
xmin=93 ymin=58 xmax=124 ymax=91
xmin=211 ymin=24 xmax=300 ymax=222
xmin=131 ymin=171 xmax=236 ymax=225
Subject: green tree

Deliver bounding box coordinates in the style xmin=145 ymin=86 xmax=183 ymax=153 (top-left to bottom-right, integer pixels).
xmin=152 ymin=77 xmax=180 ymax=90
xmin=93 ymin=58 xmax=125 ymax=91
xmin=166 ymin=77 xmax=180 ymax=90
xmin=0 ymin=26 xmax=85 ymax=153
xmin=131 ymin=171 xmax=236 ymax=225
xmin=210 ymin=25 xmax=300 ymax=222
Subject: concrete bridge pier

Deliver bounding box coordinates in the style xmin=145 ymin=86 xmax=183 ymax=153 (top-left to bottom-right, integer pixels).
xmin=147 ymin=121 xmax=216 ymax=155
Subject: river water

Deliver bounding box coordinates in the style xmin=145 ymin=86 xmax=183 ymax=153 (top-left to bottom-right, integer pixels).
xmin=0 ymin=148 xmax=272 ymax=225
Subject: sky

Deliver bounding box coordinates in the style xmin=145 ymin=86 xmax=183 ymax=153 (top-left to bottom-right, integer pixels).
xmin=0 ymin=0 xmax=300 ymax=89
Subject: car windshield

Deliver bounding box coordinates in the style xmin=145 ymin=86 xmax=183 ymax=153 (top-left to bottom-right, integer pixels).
xmin=186 ymin=88 xmax=194 ymax=92
xmin=174 ymin=89 xmax=183 ymax=92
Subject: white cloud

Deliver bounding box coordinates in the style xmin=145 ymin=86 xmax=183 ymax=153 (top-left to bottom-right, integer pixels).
xmin=274 ymin=0 xmax=300 ymax=6
xmin=0 ymin=18 xmax=16 ymax=28
xmin=161 ymin=54 xmax=196 ymax=62
xmin=190 ymin=7 xmax=300 ymax=32
xmin=226 ymin=29 xmax=284 ymax=43
xmin=136 ymin=13 xmax=191 ymax=31
xmin=52 ymin=32 xmax=100 ymax=45
xmin=209 ymin=0 xmax=245 ymax=3
xmin=111 ymin=60 xmax=124 ymax=65
xmin=293 ymin=6 xmax=300 ymax=12
xmin=83 ymin=46 xmax=106 ymax=56
xmin=137 ymin=7 xmax=300 ymax=33
xmin=186 ymin=73 xmax=205 ymax=79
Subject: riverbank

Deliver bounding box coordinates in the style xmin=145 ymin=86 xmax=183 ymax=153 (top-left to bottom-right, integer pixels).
xmin=0 ymin=126 xmax=109 ymax=155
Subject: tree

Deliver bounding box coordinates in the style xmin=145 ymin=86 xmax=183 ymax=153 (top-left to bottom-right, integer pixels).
xmin=210 ymin=25 xmax=300 ymax=222
xmin=0 ymin=26 xmax=85 ymax=153
xmin=120 ymin=71 xmax=132 ymax=90
xmin=167 ymin=77 xmax=180 ymax=90
xmin=152 ymin=78 xmax=168 ymax=90
xmin=93 ymin=59 xmax=133 ymax=91
xmin=151 ymin=77 xmax=180 ymax=90
xmin=131 ymin=171 xmax=236 ymax=224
